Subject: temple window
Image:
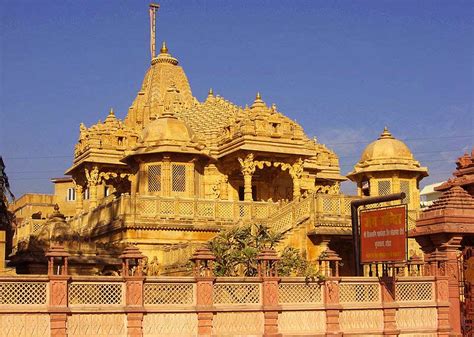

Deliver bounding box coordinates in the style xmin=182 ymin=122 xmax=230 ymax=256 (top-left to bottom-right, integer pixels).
xmin=148 ymin=165 xmax=162 ymax=192
xmin=400 ymin=180 xmax=411 ymax=204
xmin=378 ymin=180 xmax=391 ymax=196
xmin=83 ymin=188 xmax=90 ymax=200
xmin=67 ymin=187 xmax=76 ymax=201
xmin=117 ymin=137 xmax=124 ymax=146
xmin=172 ymin=164 xmax=186 ymax=192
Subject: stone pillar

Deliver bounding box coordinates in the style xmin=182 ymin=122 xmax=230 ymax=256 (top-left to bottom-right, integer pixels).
xmin=289 ymin=159 xmax=304 ymax=200
xmin=85 ymin=166 xmax=100 ymax=209
xmin=238 ymin=154 xmax=256 ymax=202
xmin=324 ymin=278 xmax=342 ymax=336
xmin=120 ymin=246 xmax=146 ymax=337
xmin=262 ymin=277 xmax=280 ymax=337
xmin=162 ymin=157 xmax=171 ymax=196
xmin=257 ymin=248 xmax=281 ymax=337
xmin=124 ymin=278 xmax=145 ymax=337
xmin=380 ymin=277 xmax=399 ymax=337
xmin=243 ymin=173 xmax=253 ymax=201
xmin=46 ymin=245 xmax=70 ymax=337
xmin=196 ymin=277 xmax=214 ymax=336
xmin=438 ymin=236 xmax=463 ymax=336
xmin=191 ymin=247 xmax=217 ymax=336
xmin=434 ymin=275 xmax=451 ymax=337
xmin=74 ymin=184 xmax=83 ymax=214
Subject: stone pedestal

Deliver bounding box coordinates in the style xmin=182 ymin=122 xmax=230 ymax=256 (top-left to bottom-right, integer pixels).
xmin=324 ymin=278 xmax=342 ymax=336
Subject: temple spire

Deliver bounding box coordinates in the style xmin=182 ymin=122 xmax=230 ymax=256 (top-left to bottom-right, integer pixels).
xmin=149 ymin=3 xmax=160 ymax=60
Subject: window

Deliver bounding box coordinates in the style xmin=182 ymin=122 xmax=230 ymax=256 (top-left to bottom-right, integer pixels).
xmin=172 ymin=164 xmax=186 ymax=192
xmin=148 ymin=165 xmax=162 ymax=192
xmin=84 ymin=188 xmax=90 ymax=200
xmin=378 ymin=180 xmax=391 ymax=196
xmin=104 ymin=186 xmax=111 ymax=197
xmin=67 ymin=187 xmax=76 ymax=201
xmin=400 ymin=180 xmax=411 ymax=204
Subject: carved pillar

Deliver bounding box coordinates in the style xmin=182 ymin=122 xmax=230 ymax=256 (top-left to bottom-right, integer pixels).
xmin=191 ymin=248 xmax=216 ymax=336
xmin=257 ymin=248 xmax=281 ymax=337
xmin=46 ymin=245 xmax=70 ymax=337
xmin=438 ymin=236 xmax=463 ymax=336
xmin=380 ymin=277 xmax=399 ymax=337
xmin=239 ymin=154 xmax=256 ymax=201
xmin=435 ymin=275 xmax=451 ymax=337
xmin=162 ymin=157 xmax=171 ymax=196
xmin=324 ymin=278 xmax=342 ymax=336
xmin=74 ymin=184 xmax=83 ymax=214
xmin=85 ymin=166 xmax=100 ymax=209
xmin=243 ymin=174 xmax=252 ymax=201
xmin=120 ymin=246 xmax=145 ymax=337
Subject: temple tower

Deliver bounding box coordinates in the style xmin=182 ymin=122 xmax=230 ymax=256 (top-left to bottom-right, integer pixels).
xmin=347 ymin=127 xmax=428 ymax=211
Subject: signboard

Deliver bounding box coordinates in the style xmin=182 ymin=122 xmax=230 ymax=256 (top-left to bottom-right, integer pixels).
xmin=360 ymin=205 xmax=407 ymax=263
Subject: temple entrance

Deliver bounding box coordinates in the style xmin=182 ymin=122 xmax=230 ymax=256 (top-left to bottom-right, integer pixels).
xmin=460 ymin=246 xmax=474 ymax=336
xmin=252 ymin=166 xmax=293 ymax=202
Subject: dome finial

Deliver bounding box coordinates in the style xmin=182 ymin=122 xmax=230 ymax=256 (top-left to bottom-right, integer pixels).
xmin=208 ymin=88 xmax=214 ymax=96
xmin=160 ymin=41 xmax=168 ymax=54
xmin=109 ymin=107 xmax=115 ymax=116
xmin=256 ymin=92 xmax=261 ymax=100
xmin=379 ymin=126 xmax=393 ymax=139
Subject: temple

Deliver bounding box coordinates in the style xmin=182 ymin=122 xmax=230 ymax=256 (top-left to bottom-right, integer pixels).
xmin=8 ymin=7 xmax=428 ymax=277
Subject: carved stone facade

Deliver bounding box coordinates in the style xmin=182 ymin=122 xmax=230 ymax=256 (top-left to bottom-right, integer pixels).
xmin=8 ymin=7 xmax=436 ymax=279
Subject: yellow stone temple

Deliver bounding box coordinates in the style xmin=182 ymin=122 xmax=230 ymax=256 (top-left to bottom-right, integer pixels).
xmin=8 ymin=6 xmax=428 ymax=276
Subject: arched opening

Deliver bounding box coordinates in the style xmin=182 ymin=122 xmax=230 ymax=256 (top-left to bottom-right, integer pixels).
xmin=252 ymin=165 xmax=293 ymax=202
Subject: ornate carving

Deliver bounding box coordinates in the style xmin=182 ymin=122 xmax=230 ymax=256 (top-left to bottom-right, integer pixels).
xmin=126 ymin=281 xmax=143 ymax=306
xmin=238 ymin=153 xmax=257 ymax=176
xmin=50 ymin=281 xmax=67 ymax=306
xmin=85 ymin=166 xmax=100 ymax=186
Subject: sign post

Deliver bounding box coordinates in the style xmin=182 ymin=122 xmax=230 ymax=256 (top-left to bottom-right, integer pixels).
xmin=350 ymin=193 xmax=405 ymax=276
xmin=360 ymin=205 xmax=407 ymax=264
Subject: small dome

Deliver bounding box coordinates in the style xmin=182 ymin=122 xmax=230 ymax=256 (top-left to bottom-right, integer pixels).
xmin=347 ymin=127 xmax=428 ymax=181
xmin=360 ymin=127 xmax=413 ymax=162
xmin=141 ymin=112 xmax=194 ymax=144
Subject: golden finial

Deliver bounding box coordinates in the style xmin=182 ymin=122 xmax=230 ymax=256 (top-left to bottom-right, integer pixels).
xmin=256 ymin=92 xmax=261 ymax=100
xmin=160 ymin=41 xmax=168 ymax=54
xmin=109 ymin=107 xmax=115 ymax=115
xmin=379 ymin=126 xmax=393 ymax=139
xmin=208 ymin=88 xmax=214 ymax=96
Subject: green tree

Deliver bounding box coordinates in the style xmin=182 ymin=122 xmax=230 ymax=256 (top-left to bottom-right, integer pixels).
xmin=206 ymin=223 xmax=316 ymax=277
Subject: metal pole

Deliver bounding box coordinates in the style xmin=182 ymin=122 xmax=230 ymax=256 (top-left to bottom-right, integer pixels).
xmin=351 ymin=192 xmax=405 ymax=276
xmin=149 ymin=4 xmax=160 ymax=60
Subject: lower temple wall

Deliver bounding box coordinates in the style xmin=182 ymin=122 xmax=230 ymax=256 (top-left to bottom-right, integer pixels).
xmin=0 ymin=275 xmax=449 ymax=337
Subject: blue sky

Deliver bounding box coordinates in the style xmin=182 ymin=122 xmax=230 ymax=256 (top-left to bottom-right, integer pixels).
xmin=1 ymin=0 xmax=472 ymax=197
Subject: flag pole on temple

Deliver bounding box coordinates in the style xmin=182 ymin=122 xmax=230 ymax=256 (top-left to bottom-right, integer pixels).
xmin=149 ymin=3 xmax=160 ymax=60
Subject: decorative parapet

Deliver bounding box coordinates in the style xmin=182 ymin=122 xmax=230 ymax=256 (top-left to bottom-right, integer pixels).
xmin=0 ymin=274 xmax=447 ymax=336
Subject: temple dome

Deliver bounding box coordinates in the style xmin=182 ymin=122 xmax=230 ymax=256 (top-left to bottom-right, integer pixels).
xmin=360 ymin=127 xmax=414 ymax=162
xmin=140 ymin=112 xmax=194 ymax=144
xmin=347 ymin=127 xmax=428 ymax=180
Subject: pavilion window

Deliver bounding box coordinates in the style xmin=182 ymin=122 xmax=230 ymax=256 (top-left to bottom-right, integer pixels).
xmin=400 ymin=180 xmax=411 ymax=204
xmin=172 ymin=164 xmax=186 ymax=192
xmin=148 ymin=165 xmax=162 ymax=192
xmin=378 ymin=180 xmax=391 ymax=196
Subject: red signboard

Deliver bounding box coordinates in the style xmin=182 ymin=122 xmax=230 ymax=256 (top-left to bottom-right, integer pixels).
xmin=360 ymin=205 xmax=407 ymax=263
